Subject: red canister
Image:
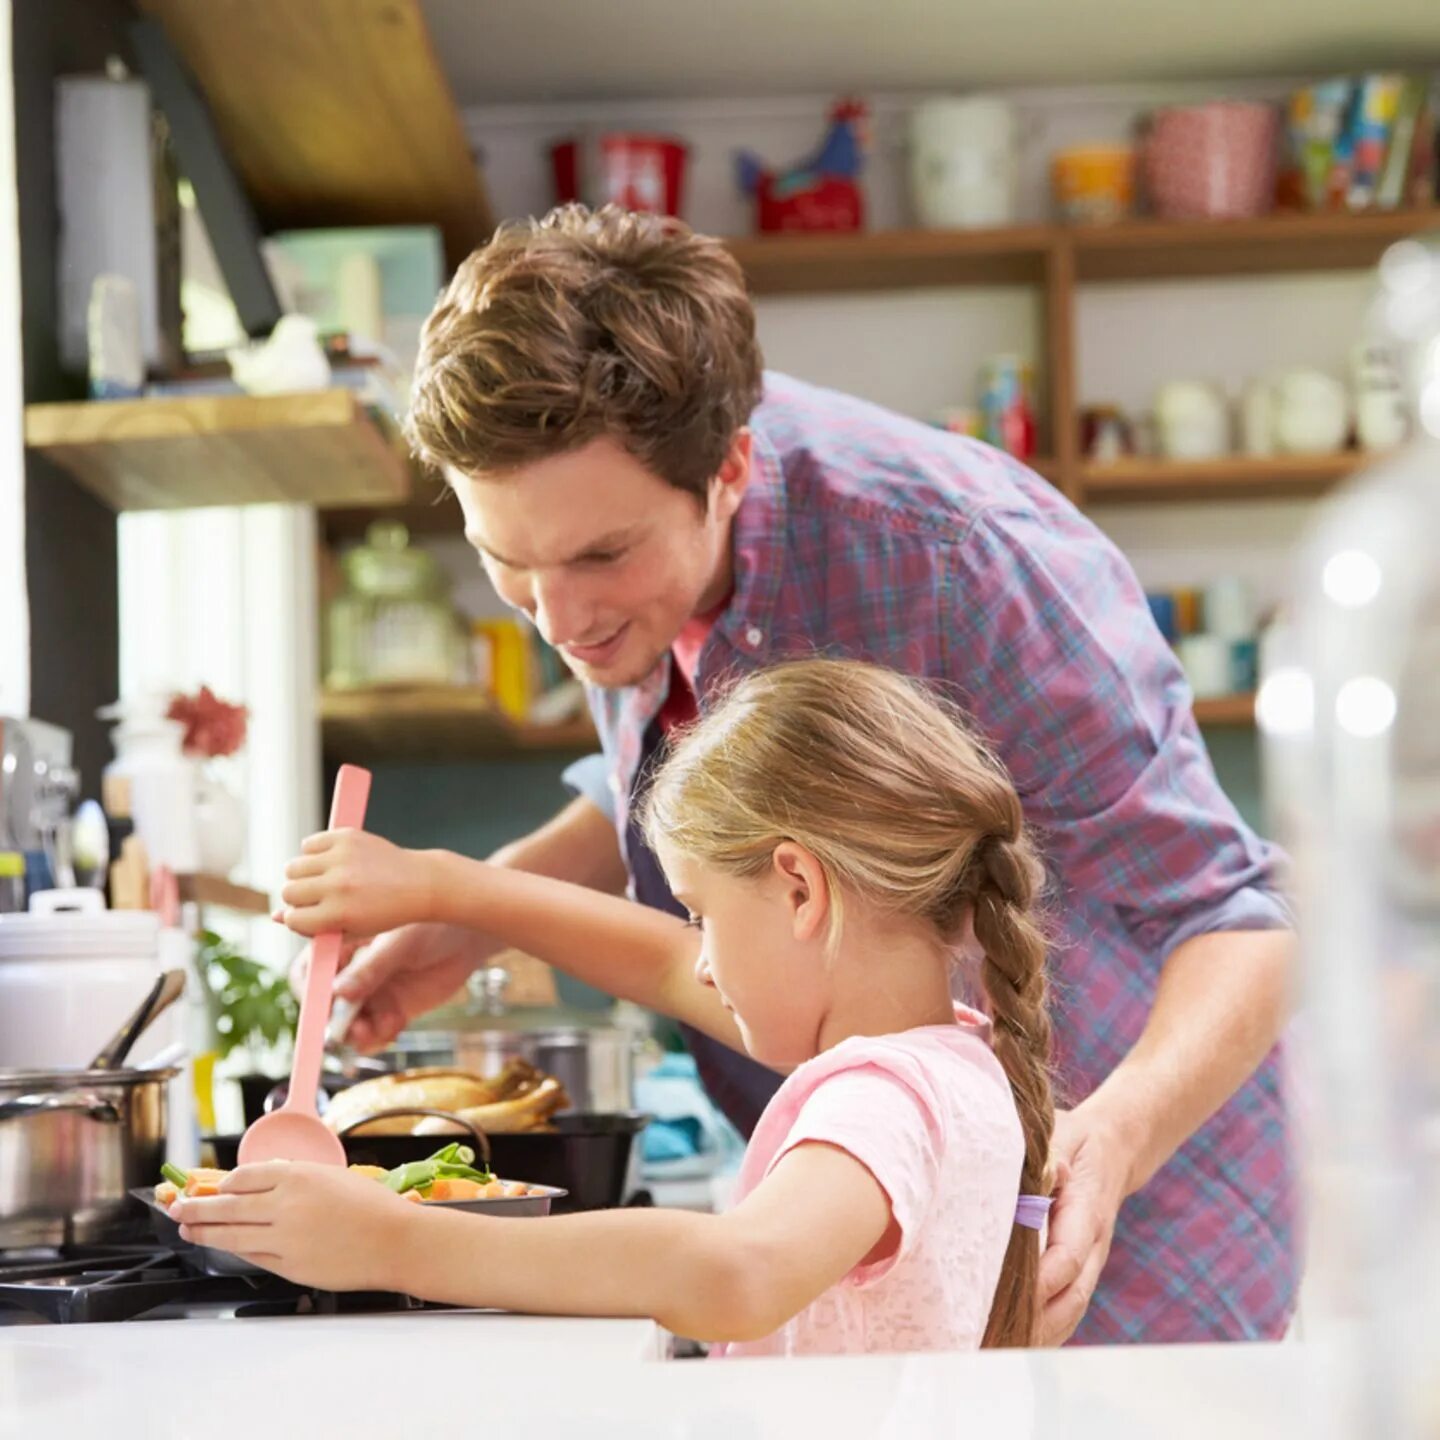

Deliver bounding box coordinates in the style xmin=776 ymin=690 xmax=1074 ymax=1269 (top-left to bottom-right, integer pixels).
xmin=551 ymin=133 xmax=689 ymax=217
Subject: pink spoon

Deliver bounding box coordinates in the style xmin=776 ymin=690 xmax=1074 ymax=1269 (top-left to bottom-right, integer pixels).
xmin=238 ymin=764 xmax=372 ymax=1167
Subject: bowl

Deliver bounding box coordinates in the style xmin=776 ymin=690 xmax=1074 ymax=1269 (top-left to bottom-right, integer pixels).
xmin=131 ymin=1180 xmax=567 ymax=1277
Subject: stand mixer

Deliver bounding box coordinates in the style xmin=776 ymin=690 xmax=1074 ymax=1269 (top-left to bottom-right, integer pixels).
xmin=0 ymin=716 xmax=81 ymax=892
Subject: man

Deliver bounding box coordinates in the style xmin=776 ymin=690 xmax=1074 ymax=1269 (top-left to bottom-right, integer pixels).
xmin=323 ymin=204 xmax=1297 ymax=1345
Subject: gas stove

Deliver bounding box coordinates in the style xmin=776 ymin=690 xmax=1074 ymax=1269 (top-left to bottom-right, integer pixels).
xmin=0 ymin=1243 xmax=444 ymax=1325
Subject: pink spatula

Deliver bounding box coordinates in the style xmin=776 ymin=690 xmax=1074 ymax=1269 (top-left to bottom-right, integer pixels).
xmin=238 ymin=764 xmax=372 ymax=1166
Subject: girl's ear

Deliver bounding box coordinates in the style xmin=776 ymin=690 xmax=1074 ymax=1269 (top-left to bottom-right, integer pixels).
xmin=771 ymin=841 xmax=830 ymax=943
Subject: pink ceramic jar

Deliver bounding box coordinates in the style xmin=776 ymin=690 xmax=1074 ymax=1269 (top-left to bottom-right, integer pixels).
xmin=1144 ymin=101 xmax=1278 ymax=220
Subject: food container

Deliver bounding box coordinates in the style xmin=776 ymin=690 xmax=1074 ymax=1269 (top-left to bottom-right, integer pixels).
xmin=1155 ymin=380 xmax=1232 ymax=460
xmin=0 ymin=1065 xmax=179 ymax=1246
xmin=1272 ymin=368 xmax=1349 ymax=455
xmin=1051 ymin=145 xmax=1135 ymax=224
xmin=325 ymin=521 xmax=467 ymax=690
xmin=0 ymin=889 xmax=184 ymax=1070
xmin=1175 ymin=633 xmax=1233 ymax=699
xmin=908 ymin=97 xmax=1018 ymax=229
xmin=1144 ymin=101 xmax=1278 ymax=220
xmin=551 ymin=134 xmax=689 ymax=217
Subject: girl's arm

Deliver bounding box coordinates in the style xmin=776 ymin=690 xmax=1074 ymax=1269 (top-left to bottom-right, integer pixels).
xmin=384 ymin=1141 xmax=894 ymax=1342
xmin=178 ymin=1147 xmax=893 ymax=1343
xmin=280 ymin=832 xmax=744 ymax=1053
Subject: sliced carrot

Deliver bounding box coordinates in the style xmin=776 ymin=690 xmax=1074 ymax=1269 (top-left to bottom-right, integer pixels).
xmin=503 ymin=1182 xmax=530 ymax=1197
xmin=429 ymin=1177 xmax=486 ymax=1202
xmin=188 ymin=1180 xmax=221 ymax=1197
xmin=403 ymin=1188 xmax=424 ymax=1204
xmin=155 ymin=1181 xmax=179 ymax=1207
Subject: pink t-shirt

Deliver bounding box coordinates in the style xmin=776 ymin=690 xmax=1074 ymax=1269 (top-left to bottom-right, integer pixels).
xmin=713 ymin=1006 xmax=1025 ymax=1359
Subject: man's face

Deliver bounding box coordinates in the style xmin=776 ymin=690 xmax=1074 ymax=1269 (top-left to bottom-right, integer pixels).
xmin=450 ymin=434 xmax=750 ymax=689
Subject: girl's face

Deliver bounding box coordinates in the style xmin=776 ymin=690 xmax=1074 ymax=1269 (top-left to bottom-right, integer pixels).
xmin=660 ymin=843 xmax=833 ymax=1069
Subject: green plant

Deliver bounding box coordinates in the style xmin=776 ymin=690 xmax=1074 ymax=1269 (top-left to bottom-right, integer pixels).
xmin=198 ymin=929 xmax=298 ymax=1061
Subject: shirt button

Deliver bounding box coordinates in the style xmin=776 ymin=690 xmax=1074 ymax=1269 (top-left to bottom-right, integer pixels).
xmin=745 ymin=626 xmax=764 ymax=648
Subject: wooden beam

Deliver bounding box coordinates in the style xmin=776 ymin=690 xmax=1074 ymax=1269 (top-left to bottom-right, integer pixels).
xmin=137 ymin=0 xmax=493 ymax=268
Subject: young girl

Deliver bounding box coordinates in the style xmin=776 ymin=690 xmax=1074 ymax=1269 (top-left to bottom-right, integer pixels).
xmin=173 ymin=660 xmax=1055 ymax=1354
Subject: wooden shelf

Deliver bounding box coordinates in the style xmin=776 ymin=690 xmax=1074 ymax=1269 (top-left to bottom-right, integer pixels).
xmin=24 ymin=390 xmax=412 ymax=512
xmin=728 ymin=225 xmax=1054 ymax=294
xmin=1071 ymin=209 xmax=1440 ymax=283
xmin=725 ymin=209 xmax=1440 ymax=297
xmin=1078 ymin=452 xmax=1376 ymax=504
xmin=177 ymin=874 xmax=271 ymax=916
xmin=1193 ymin=694 xmax=1256 ymax=727
xmin=320 ymin=687 xmax=597 ymax=762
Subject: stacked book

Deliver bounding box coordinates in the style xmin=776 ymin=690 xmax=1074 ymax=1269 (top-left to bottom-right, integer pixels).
xmin=1281 ymin=74 xmax=1439 ymax=213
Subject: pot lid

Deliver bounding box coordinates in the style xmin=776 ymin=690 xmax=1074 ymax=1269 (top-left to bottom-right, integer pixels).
xmin=0 ymin=908 xmax=161 ymax=960
xmin=0 ymin=1064 xmax=181 ymax=1086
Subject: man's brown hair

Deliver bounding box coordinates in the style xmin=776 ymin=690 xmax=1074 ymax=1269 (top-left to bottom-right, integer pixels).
xmin=405 ymin=204 xmax=765 ymax=500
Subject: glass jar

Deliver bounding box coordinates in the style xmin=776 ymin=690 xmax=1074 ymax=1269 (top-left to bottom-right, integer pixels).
xmin=325 ymin=521 xmax=466 ymax=690
xmin=1262 ymin=233 xmax=1440 ymax=1439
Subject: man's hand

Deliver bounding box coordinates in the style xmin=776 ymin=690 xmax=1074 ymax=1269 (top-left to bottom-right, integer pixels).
xmin=288 ymin=920 xmax=497 ymax=1054
xmin=1037 ymin=1107 xmax=1131 ymax=1345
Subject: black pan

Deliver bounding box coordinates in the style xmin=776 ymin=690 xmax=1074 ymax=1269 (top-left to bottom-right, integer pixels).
xmin=207 ymin=1111 xmax=649 ymax=1214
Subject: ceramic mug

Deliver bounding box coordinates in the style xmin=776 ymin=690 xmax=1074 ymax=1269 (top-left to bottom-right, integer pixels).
xmin=908 ymin=97 xmax=1019 ymax=229
xmin=1272 ymin=369 xmax=1349 ymax=456
xmin=1155 ymin=381 xmax=1231 ymax=460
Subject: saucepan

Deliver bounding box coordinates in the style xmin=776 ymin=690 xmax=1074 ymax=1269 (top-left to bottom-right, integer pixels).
xmin=0 ymin=1065 xmax=179 ymax=1246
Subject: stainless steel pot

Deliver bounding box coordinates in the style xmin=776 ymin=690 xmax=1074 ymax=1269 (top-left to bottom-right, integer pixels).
xmin=374 ymin=966 xmax=639 ymax=1114
xmin=0 ymin=1065 xmax=177 ymax=1247
xmin=454 ymin=1026 xmax=634 ymax=1114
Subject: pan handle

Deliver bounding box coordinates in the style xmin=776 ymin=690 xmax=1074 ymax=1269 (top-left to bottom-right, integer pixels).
xmin=336 ymin=1107 xmax=492 ymax=1168
xmin=0 ymin=1090 xmax=121 ymax=1124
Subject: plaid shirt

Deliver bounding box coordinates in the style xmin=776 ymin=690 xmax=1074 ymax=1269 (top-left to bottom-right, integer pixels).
xmin=588 ymin=373 xmax=1297 ymax=1344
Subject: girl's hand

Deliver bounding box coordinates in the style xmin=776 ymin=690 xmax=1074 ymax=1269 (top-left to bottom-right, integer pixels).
xmin=279 ymin=830 xmax=442 ymax=940
xmin=170 ymin=1162 xmax=418 ymax=1292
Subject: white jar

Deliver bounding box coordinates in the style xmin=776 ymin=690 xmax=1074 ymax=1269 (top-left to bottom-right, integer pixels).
xmin=1155 ymin=381 xmax=1231 ymax=461
xmin=1175 ymin=633 xmax=1233 ymax=698
xmin=1351 ymin=341 xmax=1410 ymax=451
xmin=103 ymin=708 xmax=200 ymax=873
xmin=908 ymin=98 xmax=1019 ymax=230
xmin=1273 ymin=369 xmax=1349 ymax=455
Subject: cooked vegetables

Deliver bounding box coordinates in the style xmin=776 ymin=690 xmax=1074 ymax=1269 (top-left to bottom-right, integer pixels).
xmin=154 ymin=1145 xmax=536 ymax=1209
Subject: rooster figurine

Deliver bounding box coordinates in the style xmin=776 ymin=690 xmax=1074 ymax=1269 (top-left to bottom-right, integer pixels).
xmin=736 ymin=99 xmax=869 ymax=233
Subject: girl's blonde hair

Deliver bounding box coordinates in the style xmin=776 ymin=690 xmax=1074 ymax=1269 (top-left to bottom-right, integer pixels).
xmin=640 ymin=658 xmax=1054 ymax=1348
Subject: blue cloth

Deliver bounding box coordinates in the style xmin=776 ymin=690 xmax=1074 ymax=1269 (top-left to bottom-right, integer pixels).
xmin=634 ymin=1052 xmax=744 ymax=1173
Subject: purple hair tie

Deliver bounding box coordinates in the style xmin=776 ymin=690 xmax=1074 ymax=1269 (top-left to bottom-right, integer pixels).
xmin=1014 ymin=1194 xmax=1052 ymax=1231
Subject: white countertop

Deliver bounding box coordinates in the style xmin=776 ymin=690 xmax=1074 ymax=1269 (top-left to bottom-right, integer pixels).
xmin=0 ymin=1308 xmax=1331 ymax=1440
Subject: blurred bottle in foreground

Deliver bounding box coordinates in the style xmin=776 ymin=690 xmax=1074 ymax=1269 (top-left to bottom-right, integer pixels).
xmin=1262 ymin=232 xmax=1440 ymax=1438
